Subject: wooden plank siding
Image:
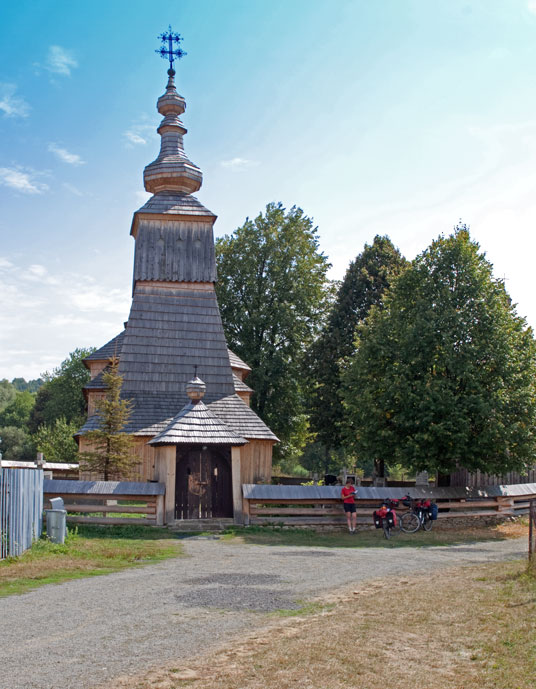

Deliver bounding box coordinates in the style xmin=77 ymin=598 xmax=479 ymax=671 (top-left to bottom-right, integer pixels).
xmin=450 ymin=467 xmax=536 ymax=487
xmin=239 ymin=440 xmax=274 ymax=486
xmin=77 ymin=436 xmax=157 ymax=483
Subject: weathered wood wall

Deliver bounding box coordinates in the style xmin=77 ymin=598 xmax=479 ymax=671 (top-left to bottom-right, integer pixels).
xmin=450 ymin=467 xmax=536 ymax=487
xmin=77 ymin=436 xmax=157 ymax=482
xmin=87 ymin=391 xmax=106 ymax=417
xmin=87 ymin=361 xmax=108 ymax=379
xmin=240 ymin=440 xmax=274 ymax=485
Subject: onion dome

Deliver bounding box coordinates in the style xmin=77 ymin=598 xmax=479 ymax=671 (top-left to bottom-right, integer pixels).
xmin=143 ymin=70 xmax=203 ymax=195
xmin=186 ymin=375 xmax=206 ymax=402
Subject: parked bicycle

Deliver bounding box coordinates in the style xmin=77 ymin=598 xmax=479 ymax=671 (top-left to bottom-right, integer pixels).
xmin=399 ymin=495 xmax=438 ymax=533
xmin=373 ymin=499 xmax=398 ymax=540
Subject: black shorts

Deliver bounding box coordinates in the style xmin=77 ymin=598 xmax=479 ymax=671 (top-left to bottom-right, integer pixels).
xmin=343 ymin=503 xmax=356 ymax=513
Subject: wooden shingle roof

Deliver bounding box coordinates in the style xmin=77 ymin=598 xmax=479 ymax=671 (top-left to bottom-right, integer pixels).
xmin=148 ymin=400 xmax=247 ymax=446
xmin=84 ymin=369 xmax=107 ymax=390
xmin=118 ymin=283 xmax=235 ymax=398
xmin=227 ymin=349 xmax=251 ymax=373
xmin=77 ymin=393 xmax=278 ymax=441
xmin=84 ymin=331 xmax=125 ymax=363
xmin=232 ymin=373 xmax=252 ymax=392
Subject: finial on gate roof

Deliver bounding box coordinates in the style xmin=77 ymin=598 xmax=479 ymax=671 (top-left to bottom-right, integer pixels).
xmin=144 ymin=29 xmax=202 ymax=195
xmin=186 ymin=373 xmax=206 ymax=403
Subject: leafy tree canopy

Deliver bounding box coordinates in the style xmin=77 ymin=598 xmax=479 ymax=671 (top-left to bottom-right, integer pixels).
xmin=215 ymin=202 xmax=331 ymax=461
xmin=11 ymin=377 xmax=43 ymax=393
xmin=0 ymin=390 xmax=35 ymax=429
xmin=0 ymin=425 xmax=35 ymax=462
xmin=29 ymin=348 xmax=94 ymax=433
xmin=306 ymin=235 xmax=407 ymax=461
xmin=0 ymin=380 xmax=17 ymax=413
xmin=343 ymin=225 xmax=536 ymax=476
xmin=34 ymin=417 xmax=79 ymax=464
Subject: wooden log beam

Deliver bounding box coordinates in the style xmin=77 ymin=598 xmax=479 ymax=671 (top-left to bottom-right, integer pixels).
xmin=156 ymin=494 xmax=165 ymax=526
xmin=61 ymin=504 xmax=156 ymax=514
xmin=65 ymin=516 xmax=156 ymax=525
xmin=44 ymin=493 xmax=157 ymax=502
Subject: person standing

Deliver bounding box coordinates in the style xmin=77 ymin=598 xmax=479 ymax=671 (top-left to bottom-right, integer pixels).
xmin=341 ymin=477 xmax=358 ymax=533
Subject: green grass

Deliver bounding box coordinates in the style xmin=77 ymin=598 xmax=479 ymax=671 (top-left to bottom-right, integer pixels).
xmin=269 ymin=600 xmax=336 ymax=617
xmin=0 ymin=524 xmax=182 ymax=598
xmin=221 ymin=523 xmax=516 ymax=549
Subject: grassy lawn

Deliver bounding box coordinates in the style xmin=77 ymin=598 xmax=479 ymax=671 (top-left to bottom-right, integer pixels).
xmin=221 ymin=518 xmax=528 ymax=549
xmin=107 ymin=558 xmax=536 ymax=689
xmin=0 ymin=524 xmax=182 ymax=598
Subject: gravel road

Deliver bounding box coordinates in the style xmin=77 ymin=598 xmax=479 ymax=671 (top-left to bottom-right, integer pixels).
xmin=0 ymin=536 xmax=525 ymax=689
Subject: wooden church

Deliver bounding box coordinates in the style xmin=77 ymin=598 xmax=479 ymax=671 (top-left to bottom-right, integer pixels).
xmin=77 ymin=54 xmax=278 ymax=524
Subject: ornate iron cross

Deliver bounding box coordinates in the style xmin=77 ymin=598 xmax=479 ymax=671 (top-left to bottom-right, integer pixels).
xmin=156 ymin=26 xmax=186 ymax=72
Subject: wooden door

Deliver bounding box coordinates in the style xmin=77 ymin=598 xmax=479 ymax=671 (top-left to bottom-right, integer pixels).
xmin=175 ymin=446 xmax=233 ymax=519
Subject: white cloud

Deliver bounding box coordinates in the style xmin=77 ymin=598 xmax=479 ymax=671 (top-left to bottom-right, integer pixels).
xmin=48 ymin=143 xmax=85 ymax=165
xmin=46 ymin=46 xmax=78 ymax=76
xmin=528 ymin=1 xmax=536 ymax=16
xmin=0 ymin=83 xmax=30 ymax=118
xmin=125 ymin=131 xmax=147 ymax=145
xmin=69 ymin=285 xmax=131 ymax=314
xmin=0 ymin=167 xmax=49 ymax=194
xmin=220 ymin=157 xmax=259 ymax=171
xmin=0 ymin=257 xmax=130 ymax=378
xmin=123 ymin=123 xmax=155 ymax=147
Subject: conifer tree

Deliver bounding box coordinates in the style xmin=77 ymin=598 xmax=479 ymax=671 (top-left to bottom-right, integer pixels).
xmin=306 ymin=235 xmax=407 ymax=471
xmin=78 ymin=358 xmax=135 ymax=480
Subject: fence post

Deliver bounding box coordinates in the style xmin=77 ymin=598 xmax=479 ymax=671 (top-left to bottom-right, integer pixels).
xmin=529 ymin=499 xmax=536 ymax=571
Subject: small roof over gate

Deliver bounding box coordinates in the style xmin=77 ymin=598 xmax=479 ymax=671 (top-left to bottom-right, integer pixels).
xmin=149 ymin=399 xmax=248 ymax=446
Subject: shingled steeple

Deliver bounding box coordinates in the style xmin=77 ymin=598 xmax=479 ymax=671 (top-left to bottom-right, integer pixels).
xmin=79 ymin=35 xmax=277 ymax=522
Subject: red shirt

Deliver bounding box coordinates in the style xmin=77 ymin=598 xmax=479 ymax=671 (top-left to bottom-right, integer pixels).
xmin=341 ymin=485 xmax=357 ymax=503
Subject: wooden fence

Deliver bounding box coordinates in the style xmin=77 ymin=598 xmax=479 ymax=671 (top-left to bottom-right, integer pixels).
xmin=43 ymin=479 xmax=166 ymax=527
xmin=241 ymin=483 xmax=536 ymax=527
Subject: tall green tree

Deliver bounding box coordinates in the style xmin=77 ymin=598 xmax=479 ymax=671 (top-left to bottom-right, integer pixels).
xmin=11 ymin=377 xmax=43 ymax=393
xmin=0 ymin=380 xmax=16 ymax=412
xmin=0 ymin=426 xmax=35 ymax=461
xmin=305 ymin=236 xmax=407 ymax=470
xmin=343 ymin=225 xmax=536 ymax=476
xmin=28 ymin=348 xmax=94 ymax=432
xmin=215 ymin=202 xmax=331 ymax=462
xmin=78 ymin=358 xmax=135 ymax=480
xmin=0 ymin=391 xmax=35 ymax=429
xmin=34 ymin=417 xmax=79 ymax=464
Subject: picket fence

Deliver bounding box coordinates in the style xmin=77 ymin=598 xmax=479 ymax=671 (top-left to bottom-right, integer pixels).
xmin=0 ymin=466 xmax=43 ymax=559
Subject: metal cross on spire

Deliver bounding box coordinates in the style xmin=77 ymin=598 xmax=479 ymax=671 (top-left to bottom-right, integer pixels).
xmin=156 ymin=26 xmax=186 ymax=73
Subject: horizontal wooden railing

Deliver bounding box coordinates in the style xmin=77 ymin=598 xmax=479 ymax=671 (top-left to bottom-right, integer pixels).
xmin=241 ymin=484 xmax=536 ymax=527
xmin=43 ymin=479 xmax=166 ymax=527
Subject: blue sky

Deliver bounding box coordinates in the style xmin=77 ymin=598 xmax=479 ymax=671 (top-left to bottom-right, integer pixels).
xmin=2 ymin=0 xmax=536 ymax=379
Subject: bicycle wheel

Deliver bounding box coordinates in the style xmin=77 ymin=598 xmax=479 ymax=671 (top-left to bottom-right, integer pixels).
xmin=423 ymin=514 xmax=433 ymax=531
xmin=382 ymin=518 xmax=391 ymax=540
xmin=400 ymin=512 xmax=419 ymax=533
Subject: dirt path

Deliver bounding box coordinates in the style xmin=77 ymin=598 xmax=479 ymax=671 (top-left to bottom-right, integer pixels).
xmin=0 ymin=536 xmax=525 ymax=689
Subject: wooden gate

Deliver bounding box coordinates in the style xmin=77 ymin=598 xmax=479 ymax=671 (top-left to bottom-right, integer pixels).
xmin=175 ymin=446 xmax=233 ymax=519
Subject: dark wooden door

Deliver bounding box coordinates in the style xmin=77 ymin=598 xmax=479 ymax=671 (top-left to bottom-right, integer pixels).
xmin=175 ymin=446 xmax=233 ymax=519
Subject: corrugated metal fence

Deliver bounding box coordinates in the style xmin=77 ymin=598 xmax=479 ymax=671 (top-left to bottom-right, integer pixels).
xmin=0 ymin=466 xmax=43 ymax=559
